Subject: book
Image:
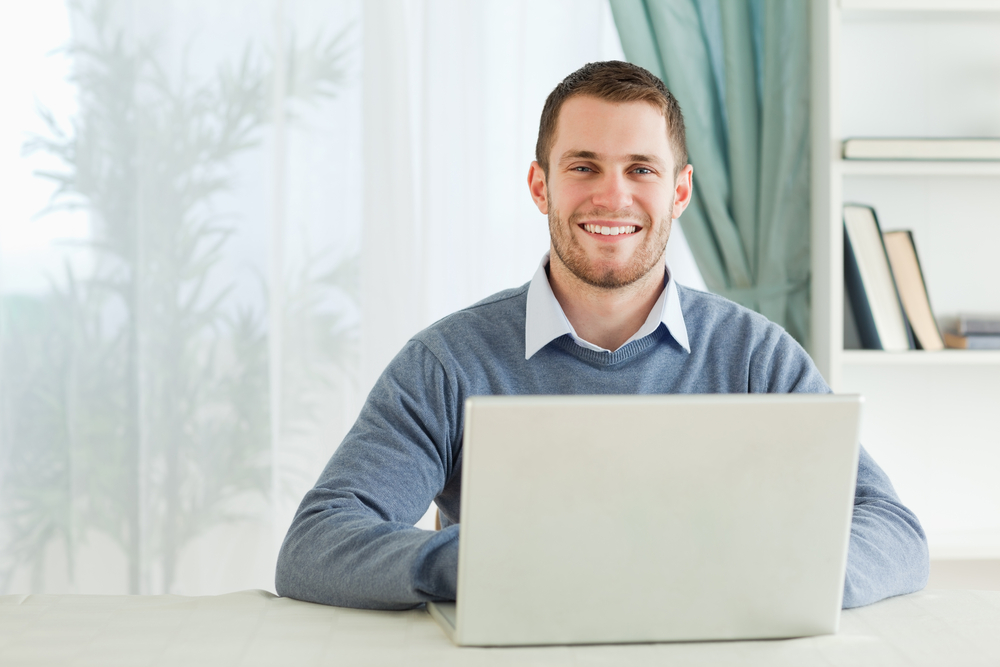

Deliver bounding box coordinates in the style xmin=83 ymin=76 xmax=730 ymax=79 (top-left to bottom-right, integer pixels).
xmin=843 ymin=138 xmax=1000 ymax=161
xmin=843 ymin=205 xmax=914 ymax=351
xmin=956 ymin=315 xmax=1000 ymax=336
xmin=843 ymin=291 xmax=864 ymax=350
xmin=881 ymin=231 xmax=944 ymax=351
xmin=943 ymin=332 xmax=1000 ymax=350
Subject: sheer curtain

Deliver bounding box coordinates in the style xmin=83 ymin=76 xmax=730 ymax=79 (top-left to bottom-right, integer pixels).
xmin=1 ymin=0 xmax=366 ymax=596
xmin=0 ymin=0 xmax=705 ymax=596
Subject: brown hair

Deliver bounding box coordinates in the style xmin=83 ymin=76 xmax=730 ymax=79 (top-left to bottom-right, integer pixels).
xmin=535 ymin=61 xmax=687 ymax=177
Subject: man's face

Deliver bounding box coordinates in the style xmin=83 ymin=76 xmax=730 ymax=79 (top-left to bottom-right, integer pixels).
xmin=528 ymin=96 xmax=692 ymax=290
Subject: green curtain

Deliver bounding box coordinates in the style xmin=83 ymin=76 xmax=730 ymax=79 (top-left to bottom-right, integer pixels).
xmin=610 ymin=0 xmax=811 ymax=347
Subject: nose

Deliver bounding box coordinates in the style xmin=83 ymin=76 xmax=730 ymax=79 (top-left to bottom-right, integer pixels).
xmin=591 ymin=172 xmax=632 ymax=212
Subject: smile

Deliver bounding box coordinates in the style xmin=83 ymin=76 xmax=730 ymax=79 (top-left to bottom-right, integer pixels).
xmin=581 ymin=223 xmax=639 ymax=236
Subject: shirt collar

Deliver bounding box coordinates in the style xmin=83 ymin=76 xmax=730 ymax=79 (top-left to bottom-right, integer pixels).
xmin=524 ymin=252 xmax=690 ymax=360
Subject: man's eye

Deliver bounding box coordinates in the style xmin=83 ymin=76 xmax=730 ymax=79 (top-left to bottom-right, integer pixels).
xmin=633 ymin=167 xmax=653 ymax=175
xmin=572 ymin=166 xmax=593 ymax=172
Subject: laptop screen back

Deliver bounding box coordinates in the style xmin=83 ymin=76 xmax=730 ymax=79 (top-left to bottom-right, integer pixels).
xmin=450 ymin=394 xmax=862 ymax=646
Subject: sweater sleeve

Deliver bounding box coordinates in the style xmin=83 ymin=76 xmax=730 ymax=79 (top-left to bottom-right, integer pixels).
xmin=842 ymin=446 xmax=929 ymax=608
xmin=274 ymin=340 xmax=460 ymax=610
xmin=755 ymin=329 xmax=930 ymax=608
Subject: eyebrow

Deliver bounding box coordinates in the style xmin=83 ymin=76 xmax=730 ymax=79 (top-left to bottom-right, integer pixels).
xmin=559 ymin=150 xmax=666 ymax=168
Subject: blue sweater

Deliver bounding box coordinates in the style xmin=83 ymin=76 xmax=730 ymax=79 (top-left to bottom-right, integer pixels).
xmin=275 ymin=284 xmax=929 ymax=610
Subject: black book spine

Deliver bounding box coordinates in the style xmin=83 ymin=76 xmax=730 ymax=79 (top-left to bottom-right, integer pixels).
xmin=844 ymin=225 xmax=883 ymax=350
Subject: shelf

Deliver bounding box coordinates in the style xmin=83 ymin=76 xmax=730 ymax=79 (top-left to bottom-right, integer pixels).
xmin=820 ymin=0 xmax=1000 ymax=565
xmin=841 ymin=350 xmax=1000 ymax=366
xmin=838 ymin=160 xmax=1000 ymax=177
xmin=841 ymin=0 xmax=1000 ymax=10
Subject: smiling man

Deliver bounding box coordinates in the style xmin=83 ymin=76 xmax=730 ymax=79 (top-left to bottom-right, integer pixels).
xmin=275 ymin=61 xmax=929 ymax=611
xmin=529 ymin=85 xmax=692 ymax=353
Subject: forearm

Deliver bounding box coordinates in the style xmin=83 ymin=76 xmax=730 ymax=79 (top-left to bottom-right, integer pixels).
xmin=275 ymin=494 xmax=459 ymax=609
xmin=842 ymin=446 xmax=929 ymax=608
xmin=752 ymin=335 xmax=930 ymax=607
xmin=275 ymin=339 xmax=461 ymax=609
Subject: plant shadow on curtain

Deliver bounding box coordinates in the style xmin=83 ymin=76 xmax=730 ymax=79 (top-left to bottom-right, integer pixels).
xmin=0 ymin=0 xmax=362 ymax=595
xmin=610 ymin=0 xmax=810 ymax=347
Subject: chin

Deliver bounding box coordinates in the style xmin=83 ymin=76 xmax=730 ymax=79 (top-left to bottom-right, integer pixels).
xmin=579 ymin=264 xmax=648 ymax=290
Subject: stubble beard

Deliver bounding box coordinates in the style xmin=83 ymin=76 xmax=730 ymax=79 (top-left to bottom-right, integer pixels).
xmin=548 ymin=208 xmax=672 ymax=290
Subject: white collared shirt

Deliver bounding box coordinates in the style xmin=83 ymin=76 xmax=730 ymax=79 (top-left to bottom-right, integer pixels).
xmin=524 ymin=252 xmax=691 ymax=360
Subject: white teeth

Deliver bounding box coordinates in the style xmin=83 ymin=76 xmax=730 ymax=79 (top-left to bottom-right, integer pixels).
xmin=583 ymin=224 xmax=638 ymax=235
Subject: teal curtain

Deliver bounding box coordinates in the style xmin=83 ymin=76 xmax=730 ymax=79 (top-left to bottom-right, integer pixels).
xmin=610 ymin=0 xmax=810 ymax=346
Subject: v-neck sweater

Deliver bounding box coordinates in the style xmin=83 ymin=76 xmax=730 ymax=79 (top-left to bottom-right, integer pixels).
xmin=276 ymin=284 xmax=929 ymax=611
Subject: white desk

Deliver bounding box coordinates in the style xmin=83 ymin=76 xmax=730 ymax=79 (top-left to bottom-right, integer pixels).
xmin=1 ymin=589 xmax=998 ymax=666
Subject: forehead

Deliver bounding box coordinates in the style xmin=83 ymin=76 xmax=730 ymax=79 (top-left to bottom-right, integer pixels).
xmin=551 ymin=95 xmax=672 ymax=163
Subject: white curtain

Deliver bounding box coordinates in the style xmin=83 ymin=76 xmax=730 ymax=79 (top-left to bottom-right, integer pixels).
xmin=361 ymin=0 xmax=706 ymax=393
xmin=0 ymin=0 xmax=705 ymax=596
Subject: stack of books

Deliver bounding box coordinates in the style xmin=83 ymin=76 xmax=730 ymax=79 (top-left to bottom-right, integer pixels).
xmin=843 ymin=204 xmax=998 ymax=353
xmin=842 ymin=138 xmax=999 ymax=352
xmin=843 ymin=205 xmax=943 ymax=351
xmin=944 ymin=316 xmax=1000 ymax=350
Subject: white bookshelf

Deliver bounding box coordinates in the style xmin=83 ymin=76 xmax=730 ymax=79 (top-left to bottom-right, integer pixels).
xmin=812 ymin=0 xmax=1000 ymax=559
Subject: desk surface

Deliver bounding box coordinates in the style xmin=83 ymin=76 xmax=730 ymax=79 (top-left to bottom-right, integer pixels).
xmin=1 ymin=589 xmax=998 ymax=666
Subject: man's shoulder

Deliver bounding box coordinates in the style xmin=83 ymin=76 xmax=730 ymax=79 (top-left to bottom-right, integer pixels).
xmin=675 ymin=283 xmax=807 ymax=363
xmin=411 ymin=282 xmax=529 ymax=351
xmin=676 ymin=283 xmax=785 ymax=338
xmin=676 ymin=284 xmax=826 ymax=392
xmin=461 ymin=283 xmax=531 ymax=313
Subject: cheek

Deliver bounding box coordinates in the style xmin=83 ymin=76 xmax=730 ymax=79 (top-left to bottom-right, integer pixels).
xmin=634 ymin=193 xmax=673 ymax=222
xmin=552 ymin=181 xmax=593 ymax=209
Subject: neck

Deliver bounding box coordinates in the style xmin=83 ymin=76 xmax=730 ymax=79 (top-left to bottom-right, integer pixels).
xmin=547 ymin=251 xmax=666 ymax=351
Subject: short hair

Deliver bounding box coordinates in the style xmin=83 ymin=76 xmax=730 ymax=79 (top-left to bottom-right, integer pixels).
xmin=535 ymin=61 xmax=687 ymax=177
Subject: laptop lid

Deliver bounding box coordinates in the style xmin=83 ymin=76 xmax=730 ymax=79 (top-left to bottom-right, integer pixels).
xmin=435 ymin=393 xmax=862 ymax=647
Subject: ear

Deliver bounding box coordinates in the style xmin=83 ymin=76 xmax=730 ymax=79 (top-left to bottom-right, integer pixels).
xmin=672 ymin=164 xmax=694 ymax=220
xmin=527 ymin=161 xmax=549 ymax=215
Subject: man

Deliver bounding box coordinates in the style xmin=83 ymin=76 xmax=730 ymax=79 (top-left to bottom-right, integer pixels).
xmin=275 ymin=61 xmax=929 ymax=611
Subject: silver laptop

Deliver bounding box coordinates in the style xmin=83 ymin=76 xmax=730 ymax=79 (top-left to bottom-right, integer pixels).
xmin=427 ymin=393 xmax=863 ymax=647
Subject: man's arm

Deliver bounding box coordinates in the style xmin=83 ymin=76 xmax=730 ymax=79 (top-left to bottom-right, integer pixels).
xmin=843 ymin=445 xmax=929 ymax=608
xmin=275 ymin=340 xmax=460 ymax=609
xmin=756 ymin=328 xmax=930 ymax=608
